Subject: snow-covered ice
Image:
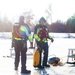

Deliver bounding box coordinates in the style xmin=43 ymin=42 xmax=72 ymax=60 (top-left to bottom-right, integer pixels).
xmin=0 ymin=33 xmax=75 ymax=75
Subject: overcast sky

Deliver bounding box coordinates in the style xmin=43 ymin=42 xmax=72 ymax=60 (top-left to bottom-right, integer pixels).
xmin=0 ymin=0 xmax=75 ymax=23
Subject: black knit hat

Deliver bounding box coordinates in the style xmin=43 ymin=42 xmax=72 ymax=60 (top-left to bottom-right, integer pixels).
xmin=19 ymin=16 xmax=24 ymax=20
xmin=39 ymin=17 xmax=46 ymax=22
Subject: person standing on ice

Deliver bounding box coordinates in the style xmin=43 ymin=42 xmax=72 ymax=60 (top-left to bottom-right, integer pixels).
xmin=12 ymin=16 xmax=33 ymax=74
xmin=34 ymin=17 xmax=54 ymax=69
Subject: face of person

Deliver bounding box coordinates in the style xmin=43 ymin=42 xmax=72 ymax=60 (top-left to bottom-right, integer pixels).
xmin=40 ymin=21 xmax=45 ymax=25
xmin=19 ymin=18 xmax=24 ymax=22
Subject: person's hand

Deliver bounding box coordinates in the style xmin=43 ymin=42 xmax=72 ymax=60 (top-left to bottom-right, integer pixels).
xmin=51 ymin=38 xmax=54 ymax=42
xmin=39 ymin=40 xmax=42 ymax=43
xmin=37 ymin=46 xmax=41 ymax=51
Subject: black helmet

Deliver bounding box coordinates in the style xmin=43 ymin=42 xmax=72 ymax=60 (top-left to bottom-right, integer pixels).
xmin=39 ymin=17 xmax=46 ymax=22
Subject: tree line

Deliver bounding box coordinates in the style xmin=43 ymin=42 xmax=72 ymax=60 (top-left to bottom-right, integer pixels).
xmin=0 ymin=14 xmax=75 ymax=33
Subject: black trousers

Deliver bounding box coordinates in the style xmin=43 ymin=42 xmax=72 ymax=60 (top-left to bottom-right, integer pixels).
xmin=14 ymin=40 xmax=27 ymax=71
xmin=37 ymin=42 xmax=48 ymax=66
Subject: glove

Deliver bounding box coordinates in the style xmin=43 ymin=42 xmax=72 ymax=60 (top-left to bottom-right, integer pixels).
xmin=37 ymin=46 xmax=41 ymax=51
xmin=11 ymin=39 xmax=15 ymax=48
xmin=51 ymin=38 xmax=54 ymax=42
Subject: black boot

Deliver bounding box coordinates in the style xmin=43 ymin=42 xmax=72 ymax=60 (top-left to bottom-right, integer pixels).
xmin=43 ymin=64 xmax=50 ymax=67
xmin=37 ymin=65 xmax=44 ymax=69
xmin=21 ymin=69 xmax=31 ymax=74
xmin=21 ymin=67 xmax=31 ymax=74
xmin=15 ymin=67 xmax=18 ymax=70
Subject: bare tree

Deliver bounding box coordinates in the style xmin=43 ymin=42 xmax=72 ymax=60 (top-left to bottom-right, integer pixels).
xmin=23 ymin=10 xmax=35 ymax=31
xmin=0 ymin=16 xmax=12 ymax=32
xmin=45 ymin=3 xmax=52 ymax=24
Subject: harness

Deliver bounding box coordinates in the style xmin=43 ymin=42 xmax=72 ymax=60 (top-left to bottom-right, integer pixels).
xmin=38 ymin=28 xmax=48 ymax=39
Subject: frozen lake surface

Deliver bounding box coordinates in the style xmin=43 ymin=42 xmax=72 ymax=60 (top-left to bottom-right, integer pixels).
xmin=0 ymin=37 xmax=75 ymax=75
xmin=0 ymin=34 xmax=75 ymax=75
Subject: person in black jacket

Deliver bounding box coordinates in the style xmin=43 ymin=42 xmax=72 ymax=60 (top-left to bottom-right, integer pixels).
xmin=34 ymin=17 xmax=54 ymax=69
xmin=12 ymin=16 xmax=33 ymax=74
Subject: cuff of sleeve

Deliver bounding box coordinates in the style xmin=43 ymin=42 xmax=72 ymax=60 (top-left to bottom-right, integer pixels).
xmin=38 ymin=38 xmax=41 ymax=41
